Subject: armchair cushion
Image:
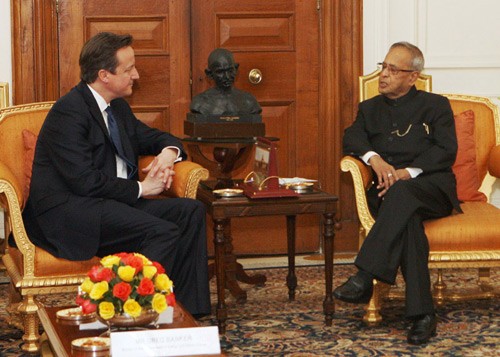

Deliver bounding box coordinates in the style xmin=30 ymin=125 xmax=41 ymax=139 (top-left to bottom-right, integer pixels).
xmin=10 ymin=246 xmax=100 ymax=277
xmin=452 ymin=110 xmax=487 ymax=202
xmin=425 ymin=201 xmax=500 ymax=251
xmin=22 ymin=129 xmax=37 ymax=203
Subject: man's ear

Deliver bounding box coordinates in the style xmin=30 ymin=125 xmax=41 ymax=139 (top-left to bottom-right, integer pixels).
xmin=205 ymin=68 xmax=212 ymax=78
xmin=408 ymin=71 xmax=419 ymax=86
xmin=98 ymin=69 xmax=109 ymax=83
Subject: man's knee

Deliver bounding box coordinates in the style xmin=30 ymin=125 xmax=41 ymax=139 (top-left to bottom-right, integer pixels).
xmin=385 ymin=180 xmax=414 ymax=201
xmin=184 ymin=198 xmax=206 ymax=219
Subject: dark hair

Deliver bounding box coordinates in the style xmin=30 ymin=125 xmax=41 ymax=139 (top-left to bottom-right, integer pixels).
xmin=79 ymin=32 xmax=133 ymax=83
xmin=390 ymin=41 xmax=425 ymax=72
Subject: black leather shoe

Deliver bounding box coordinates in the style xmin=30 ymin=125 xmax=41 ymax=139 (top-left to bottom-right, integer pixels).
xmin=407 ymin=314 xmax=437 ymax=345
xmin=333 ymin=276 xmax=373 ymax=304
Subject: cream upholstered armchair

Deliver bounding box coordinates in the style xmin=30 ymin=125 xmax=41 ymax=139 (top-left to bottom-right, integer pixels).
xmin=341 ymin=69 xmax=500 ymax=324
xmin=0 ymin=102 xmax=208 ymax=352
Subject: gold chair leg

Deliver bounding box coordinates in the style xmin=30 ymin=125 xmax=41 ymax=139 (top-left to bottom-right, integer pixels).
xmin=433 ymin=269 xmax=447 ymax=306
xmin=363 ymin=279 xmax=383 ymax=325
xmin=477 ymin=267 xmax=494 ymax=292
xmin=18 ymin=294 xmax=41 ymax=353
xmin=5 ymin=282 xmax=23 ymax=330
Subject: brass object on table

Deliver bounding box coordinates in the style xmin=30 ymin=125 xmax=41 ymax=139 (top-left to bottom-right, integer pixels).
xmin=286 ymin=182 xmax=314 ymax=194
xmin=71 ymin=337 xmax=110 ymax=356
xmin=56 ymin=307 xmax=96 ymax=325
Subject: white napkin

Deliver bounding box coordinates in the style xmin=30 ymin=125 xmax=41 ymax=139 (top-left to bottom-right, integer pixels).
xmin=79 ymin=306 xmax=174 ymax=330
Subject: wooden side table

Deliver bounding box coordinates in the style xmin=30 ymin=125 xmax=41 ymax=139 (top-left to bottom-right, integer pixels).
xmin=197 ymin=185 xmax=338 ymax=333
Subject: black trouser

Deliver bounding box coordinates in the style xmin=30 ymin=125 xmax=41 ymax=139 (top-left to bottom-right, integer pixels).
xmin=97 ymin=197 xmax=211 ymax=316
xmin=355 ymin=177 xmax=453 ymax=317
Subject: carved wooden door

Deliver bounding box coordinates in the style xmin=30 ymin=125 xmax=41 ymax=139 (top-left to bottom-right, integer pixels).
xmin=57 ymin=0 xmax=191 ymax=134
xmin=191 ymin=0 xmax=321 ymax=255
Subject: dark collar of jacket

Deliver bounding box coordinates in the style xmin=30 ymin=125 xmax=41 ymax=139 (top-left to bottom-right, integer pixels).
xmin=383 ymin=85 xmax=418 ymax=107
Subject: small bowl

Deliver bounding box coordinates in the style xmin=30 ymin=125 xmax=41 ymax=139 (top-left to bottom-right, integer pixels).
xmin=56 ymin=307 xmax=96 ymax=324
xmin=287 ymin=182 xmax=314 ymax=194
xmin=71 ymin=337 xmax=110 ymax=356
xmin=213 ymin=188 xmax=244 ymax=198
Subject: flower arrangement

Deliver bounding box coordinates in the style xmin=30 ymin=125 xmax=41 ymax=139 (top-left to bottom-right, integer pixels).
xmin=76 ymin=252 xmax=175 ymax=320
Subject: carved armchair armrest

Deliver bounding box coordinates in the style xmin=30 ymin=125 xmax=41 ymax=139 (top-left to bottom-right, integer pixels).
xmin=340 ymin=156 xmax=376 ymax=236
xmin=0 ymin=161 xmax=36 ymax=270
xmin=138 ymin=157 xmax=209 ymax=199
xmin=488 ymin=145 xmax=500 ymax=178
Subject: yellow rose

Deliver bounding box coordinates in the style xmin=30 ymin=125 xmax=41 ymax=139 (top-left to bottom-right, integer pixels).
xmin=117 ymin=265 xmax=136 ymax=282
xmin=152 ymin=293 xmax=167 ymax=313
xmin=100 ymin=255 xmax=121 ymax=268
xmin=142 ymin=265 xmax=158 ymax=280
xmin=98 ymin=301 xmax=115 ymax=320
xmin=80 ymin=277 xmax=94 ymax=294
xmin=89 ymin=281 xmax=109 ymax=300
xmin=123 ymin=299 xmax=142 ymax=317
xmin=134 ymin=253 xmax=152 ymax=265
xmin=154 ymin=273 xmax=173 ymax=292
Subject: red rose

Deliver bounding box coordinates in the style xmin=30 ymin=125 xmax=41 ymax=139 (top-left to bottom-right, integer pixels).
xmin=113 ymin=282 xmax=132 ymax=301
xmin=88 ymin=265 xmax=102 ymax=282
xmin=114 ymin=252 xmax=129 ymax=259
xmin=166 ymin=292 xmax=176 ymax=307
xmin=76 ymin=293 xmax=86 ymax=306
xmin=137 ymin=277 xmax=155 ymax=296
xmin=77 ymin=297 xmax=97 ymax=314
xmin=152 ymin=261 xmax=166 ymax=274
xmin=123 ymin=255 xmax=144 ymax=272
xmin=98 ymin=267 xmax=114 ymax=282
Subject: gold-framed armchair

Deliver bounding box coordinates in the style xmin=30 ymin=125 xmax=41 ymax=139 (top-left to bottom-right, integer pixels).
xmin=0 ymin=102 xmax=208 ymax=352
xmin=341 ymin=70 xmax=500 ymax=324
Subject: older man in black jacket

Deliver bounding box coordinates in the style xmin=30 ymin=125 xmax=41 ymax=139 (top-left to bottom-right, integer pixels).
xmin=334 ymin=42 xmax=461 ymax=345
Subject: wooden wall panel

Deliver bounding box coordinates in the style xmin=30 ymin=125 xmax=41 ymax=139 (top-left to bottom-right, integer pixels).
xmin=86 ymin=17 xmax=168 ymax=55
xmin=218 ymin=14 xmax=294 ymax=51
xmin=134 ymin=108 xmax=169 ymax=132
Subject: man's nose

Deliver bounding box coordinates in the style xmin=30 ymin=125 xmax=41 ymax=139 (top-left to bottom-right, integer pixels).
xmin=380 ymin=67 xmax=390 ymax=77
xmin=132 ymin=68 xmax=140 ymax=79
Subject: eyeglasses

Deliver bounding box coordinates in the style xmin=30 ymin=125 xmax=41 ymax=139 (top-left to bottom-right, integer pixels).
xmin=377 ymin=62 xmax=415 ymax=76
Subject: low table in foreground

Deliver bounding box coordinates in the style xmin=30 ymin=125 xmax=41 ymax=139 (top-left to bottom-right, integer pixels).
xmin=38 ymin=303 xmax=224 ymax=357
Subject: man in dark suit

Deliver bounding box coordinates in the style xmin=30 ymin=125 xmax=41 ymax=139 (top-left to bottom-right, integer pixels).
xmin=334 ymin=42 xmax=461 ymax=344
xmin=21 ymin=32 xmax=210 ymax=316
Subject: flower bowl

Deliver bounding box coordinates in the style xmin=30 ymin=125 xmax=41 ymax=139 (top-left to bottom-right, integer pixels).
xmin=76 ymin=252 xmax=175 ymax=324
xmin=97 ymin=309 xmax=159 ymax=328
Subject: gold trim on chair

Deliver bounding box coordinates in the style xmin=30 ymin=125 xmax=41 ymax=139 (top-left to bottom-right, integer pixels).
xmin=442 ymin=93 xmax=500 ymax=145
xmin=0 ymin=82 xmax=9 ymax=109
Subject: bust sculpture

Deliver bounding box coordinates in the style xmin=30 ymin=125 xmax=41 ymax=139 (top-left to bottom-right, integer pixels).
xmin=190 ymin=48 xmax=262 ymax=116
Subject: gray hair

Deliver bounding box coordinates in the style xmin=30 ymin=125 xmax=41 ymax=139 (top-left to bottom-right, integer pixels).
xmin=390 ymin=42 xmax=425 ymax=72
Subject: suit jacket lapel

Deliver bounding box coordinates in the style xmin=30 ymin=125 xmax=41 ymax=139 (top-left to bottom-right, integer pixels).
xmin=78 ymin=82 xmax=110 ymax=138
xmin=78 ymin=82 xmax=136 ymax=165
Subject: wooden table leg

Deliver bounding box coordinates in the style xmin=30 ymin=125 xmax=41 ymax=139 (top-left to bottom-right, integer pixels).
xmin=223 ymin=221 xmax=247 ymax=303
xmin=323 ymin=212 xmax=335 ymax=326
xmin=286 ymin=215 xmax=297 ymax=301
xmin=213 ymin=218 xmax=227 ymax=333
xmin=223 ymin=221 xmax=266 ymax=303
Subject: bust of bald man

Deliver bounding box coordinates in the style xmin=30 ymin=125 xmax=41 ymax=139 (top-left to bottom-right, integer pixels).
xmin=190 ymin=48 xmax=262 ymax=116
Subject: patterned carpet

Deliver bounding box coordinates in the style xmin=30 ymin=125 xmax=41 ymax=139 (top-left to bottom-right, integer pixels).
xmin=0 ymin=265 xmax=498 ymax=356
